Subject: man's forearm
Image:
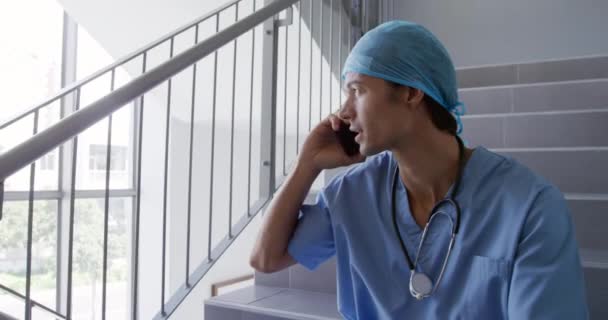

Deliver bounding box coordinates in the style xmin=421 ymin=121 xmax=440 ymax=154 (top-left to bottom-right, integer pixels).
xmin=250 ymin=159 xmax=321 ymax=272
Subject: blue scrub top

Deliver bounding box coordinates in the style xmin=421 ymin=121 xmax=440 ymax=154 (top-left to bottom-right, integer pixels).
xmin=287 ymin=147 xmax=588 ymax=319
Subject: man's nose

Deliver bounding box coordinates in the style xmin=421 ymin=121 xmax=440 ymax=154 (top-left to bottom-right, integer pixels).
xmin=338 ymin=99 xmax=354 ymax=120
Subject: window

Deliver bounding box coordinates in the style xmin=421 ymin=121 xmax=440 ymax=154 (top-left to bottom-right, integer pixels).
xmin=88 ymin=145 xmax=127 ymax=172
xmin=0 ymin=0 xmax=64 ymax=317
xmin=40 ymin=153 xmax=56 ymax=171
xmin=0 ymin=3 xmax=134 ymax=319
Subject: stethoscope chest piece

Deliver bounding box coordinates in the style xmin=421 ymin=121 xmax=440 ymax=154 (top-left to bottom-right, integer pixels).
xmin=410 ymin=271 xmax=433 ymax=300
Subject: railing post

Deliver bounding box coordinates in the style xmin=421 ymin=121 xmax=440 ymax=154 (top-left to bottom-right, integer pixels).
xmin=259 ymin=0 xmax=280 ymax=199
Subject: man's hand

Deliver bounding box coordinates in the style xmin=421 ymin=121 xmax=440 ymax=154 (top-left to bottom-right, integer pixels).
xmin=298 ymin=114 xmax=366 ymax=171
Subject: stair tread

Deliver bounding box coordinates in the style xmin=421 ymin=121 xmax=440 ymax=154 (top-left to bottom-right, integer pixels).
xmin=207 ymin=285 xmax=341 ymax=320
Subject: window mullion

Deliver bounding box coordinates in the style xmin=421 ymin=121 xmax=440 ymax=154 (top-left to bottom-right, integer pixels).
xmin=56 ymin=11 xmax=78 ymax=317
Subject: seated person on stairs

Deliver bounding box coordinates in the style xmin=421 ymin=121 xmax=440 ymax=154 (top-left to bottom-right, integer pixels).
xmin=250 ymin=20 xmax=588 ymax=320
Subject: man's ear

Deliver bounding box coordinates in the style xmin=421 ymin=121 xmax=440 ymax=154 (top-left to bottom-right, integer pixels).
xmin=401 ymin=86 xmax=425 ymax=108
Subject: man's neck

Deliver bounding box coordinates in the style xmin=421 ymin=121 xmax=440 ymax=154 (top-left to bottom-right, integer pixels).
xmin=392 ymin=131 xmax=472 ymax=227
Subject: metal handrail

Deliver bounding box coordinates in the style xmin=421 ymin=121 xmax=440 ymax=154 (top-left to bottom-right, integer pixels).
xmin=0 ymin=284 xmax=66 ymax=319
xmin=0 ymin=0 xmax=298 ymax=182
xmin=0 ymin=0 xmax=245 ymax=131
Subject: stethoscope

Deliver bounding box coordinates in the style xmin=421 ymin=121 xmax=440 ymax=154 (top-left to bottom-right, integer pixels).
xmin=391 ymin=135 xmax=464 ymax=300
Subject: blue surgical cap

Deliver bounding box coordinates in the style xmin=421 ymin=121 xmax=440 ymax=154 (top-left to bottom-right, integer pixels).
xmin=342 ymin=20 xmax=466 ymax=134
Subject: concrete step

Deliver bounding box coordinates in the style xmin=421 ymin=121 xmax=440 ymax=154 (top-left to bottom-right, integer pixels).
xmin=583 ymin=266 xmax=608 ymax=320
xmin=495 ymin=148 xmax=608 ymax=194
xmin=255 ymin=258 xmax=337 ymax=295
xmin=461 ymin=109 xmax=608 ymax=149
xmin=205 ymin=285 xmax=340 ymax=320
xmin=456 ymin=55 xmax=608 ymax=88
xmin=459 ymin=78 xmax=608 ymax=115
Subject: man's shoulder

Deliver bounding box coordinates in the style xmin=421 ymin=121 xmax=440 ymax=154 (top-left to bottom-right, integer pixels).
xmin=483 ymin=149 xmax=554 ymax=191
xmin=328 ymin=151 xmax=392 ymax=185
xmin=321 ymin=151 xmax=393 ymax=200
xmin=474 ymin=148 xmax=565 ymax=212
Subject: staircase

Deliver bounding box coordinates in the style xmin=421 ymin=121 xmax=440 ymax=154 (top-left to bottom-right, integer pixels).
xmin=1 ymin=0 xmax=605 ymax=318
xmin=205 ymin=55 xmax=608 ymax=319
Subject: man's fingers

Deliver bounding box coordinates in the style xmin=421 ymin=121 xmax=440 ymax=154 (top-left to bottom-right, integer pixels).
xmin=328 ymin=114 xmax=341 ymax=131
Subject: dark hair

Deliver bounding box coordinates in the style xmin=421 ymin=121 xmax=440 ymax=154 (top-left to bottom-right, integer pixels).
xmin=386 ymin=80 xmax=458 ymax=136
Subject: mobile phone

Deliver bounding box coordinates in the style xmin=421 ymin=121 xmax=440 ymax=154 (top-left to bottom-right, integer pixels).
xmin=336 ymin=122 xmax=360 ymax=156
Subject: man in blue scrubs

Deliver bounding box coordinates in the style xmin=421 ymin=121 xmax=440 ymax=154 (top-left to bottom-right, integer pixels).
xmin=250 ymin=20 xmax=588 ymax=319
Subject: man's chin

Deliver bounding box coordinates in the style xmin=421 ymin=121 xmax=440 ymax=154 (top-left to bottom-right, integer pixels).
xmin=359 ymin=144 xmax=382 ymax=157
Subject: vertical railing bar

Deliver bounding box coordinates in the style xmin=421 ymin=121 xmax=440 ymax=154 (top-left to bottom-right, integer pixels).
xmin=386 ymin=0 xmax=390 ymax=22
xmin=185 ymin=24 xmax=200 ymax=288
xmin=329 ymin=0 xmax=333 ymax=115
xmin=308 ymin=0 xmax=313 ymax=133
xmin=364 ymin=0 xmax=368 ymax=32
xmin=348 ymin=1 xmax=352 ymax=51
xmin=24 ymin=110 xmax=40 ymax=320
xmin=387 ymin=0 xmax=390 ymax=22
xmin=208 ymin=14 xmax=220 ymax=262
xmin=385 ymin=0 xmax=388 ymax=21
xmin=338 ymin=0 xmax=342 ymax=110
xmin=160 ymin=36 xmax=175 ymax=316
xmin=384 ymin=0 xmax=391 ymax=21
xmin=296 ymin=1 xmax=302 ymax=155
xmin=319 ymin=0 xmax=323 ymax=122
xmin=66 ymin=88 xmax=80 ymax=319
xmin=282 ymin=6 xmax=289 ymax=177
xmin=246 ymin=0 xmax=257 ymax=218
xmin=132 ymin=51 xmax=147 ymax=320
xmin=0 ymin=182 xmax=3 ymax=220
xmin=360 ymin=0 xmax=363 ymax=32
xmin=101 ymin=68 xmax=116 ymax=320
xmin=229 ymin=3 xmax=240 ymax=238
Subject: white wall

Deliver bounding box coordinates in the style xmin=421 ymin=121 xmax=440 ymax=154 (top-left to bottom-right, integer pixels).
xmin=56 ymin=0 xmax=226 ymax=58
xmin=395 ymin=0 xmax=608 ymax=67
